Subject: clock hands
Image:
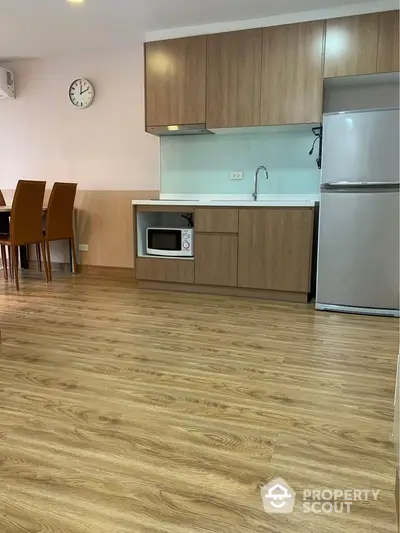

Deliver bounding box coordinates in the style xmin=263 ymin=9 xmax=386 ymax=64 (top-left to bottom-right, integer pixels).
xmin=70 ymin=80 xmax=93 ymax=107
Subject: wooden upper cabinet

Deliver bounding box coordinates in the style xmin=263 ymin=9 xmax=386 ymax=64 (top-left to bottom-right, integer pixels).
xmin=377 ymin=10 xmax=399 ymax=73
xmin=145 ymin=36 xmax=206 ymax=127
xmin=324 ymin=13 xmax=380 ymax=77
xmin=206 ymin=29 xmax=262 ymax=128
xmin=260 ymin=21 xmax=324 ymax=125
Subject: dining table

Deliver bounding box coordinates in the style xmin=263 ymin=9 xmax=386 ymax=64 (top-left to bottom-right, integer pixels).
xmin=0 ymin=207 xmax=47 ymax=213
xmin=0 ymin=206 xmax=48 ymax=269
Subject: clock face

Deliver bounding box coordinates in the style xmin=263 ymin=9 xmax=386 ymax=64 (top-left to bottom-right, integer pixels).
xmin=69 ymin=79 xmax=95 ymax=108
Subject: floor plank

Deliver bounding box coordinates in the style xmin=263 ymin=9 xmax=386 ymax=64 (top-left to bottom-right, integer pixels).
xmin=0 ymin=271 xmax=398 ymax=532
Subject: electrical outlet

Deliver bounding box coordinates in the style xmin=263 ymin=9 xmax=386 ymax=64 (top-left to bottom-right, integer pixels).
xmin=79 ymin=244 xmax=89 ymax=252
xmin=230 ymin=171 xmax=243 ymax=180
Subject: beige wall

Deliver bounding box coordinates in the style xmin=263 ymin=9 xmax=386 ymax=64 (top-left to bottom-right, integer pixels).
xmin=0 ymin=45 xmax=161 ymax=267
xmin=0 ymin=47 xmax=159 ymax=191
xmin=72 ymin=190 xmax=157 ymax=268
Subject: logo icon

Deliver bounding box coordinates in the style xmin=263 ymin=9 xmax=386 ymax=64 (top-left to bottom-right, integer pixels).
xmin=261 ymin=477 xmax=296 ymax=514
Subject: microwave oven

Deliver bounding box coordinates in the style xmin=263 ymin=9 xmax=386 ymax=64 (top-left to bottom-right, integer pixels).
xmin=146 ymin=227 xmax=194 ymax=257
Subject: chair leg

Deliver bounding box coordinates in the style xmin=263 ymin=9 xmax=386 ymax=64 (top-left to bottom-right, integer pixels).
xmin=8 ymin=246 xmax=14 ymax=280
xmin=11 ymin=245 xmax=19 ymax=291
xmin=40 ymin=241 xmax=49 ymax=283
xmin=36 ymin=243 xmax=42 ymax=271
xmin=70 ymin=235 xmax=78 ymax=274
xmin=1 ymin=245 xmax=8 ymax=281
xmin=68 ymin=239 xmax=72 ymax=272
xmin=46 ymin=240 xmax=52 ymax=282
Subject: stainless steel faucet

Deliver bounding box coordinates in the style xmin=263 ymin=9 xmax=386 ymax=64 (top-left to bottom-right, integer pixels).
xmin=253 ymin=165 xmax=269 ymax=201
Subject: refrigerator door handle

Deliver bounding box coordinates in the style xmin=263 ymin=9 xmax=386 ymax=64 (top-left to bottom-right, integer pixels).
xmin=323 ymin=181 xmax=400 ymax=189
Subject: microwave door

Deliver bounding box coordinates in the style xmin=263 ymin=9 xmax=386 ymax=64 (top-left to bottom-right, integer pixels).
xmin=147 ymin=229 xmax=182 ymax=256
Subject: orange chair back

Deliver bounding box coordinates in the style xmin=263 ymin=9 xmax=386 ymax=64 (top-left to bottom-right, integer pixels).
xmin=46 ymin=182 xmax=77 ymax=241
xmin=10 ymin=180 xmax=46 ymax=245
xmin=0 ymin=190 xmax=5 ymax=206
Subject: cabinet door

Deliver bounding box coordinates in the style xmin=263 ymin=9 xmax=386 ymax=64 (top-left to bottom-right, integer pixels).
xmin=238 ymin=209 xmax=314 ymax=293
xmin=145 ymin=36 xmax=206 ymax=127
xmin=261 ymin=21 xmax=324 ymax=125
xmin=377 ymin=11 xmax=399 ymax=73
xmin=206 ymin=29 xmax=262 ymax=128
xmin=195 ymin=234 xmax=238 ymax=287
xmin=324 ymin=14 xmax=380 ymax=78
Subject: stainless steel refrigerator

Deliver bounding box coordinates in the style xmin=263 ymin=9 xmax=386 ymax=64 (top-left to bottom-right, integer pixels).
xmin=316 ymin=108 xmax=400 ymax=317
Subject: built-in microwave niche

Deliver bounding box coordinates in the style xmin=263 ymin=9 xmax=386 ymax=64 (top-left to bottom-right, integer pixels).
xmin=136 ymin=209 xmax=195 ymax=259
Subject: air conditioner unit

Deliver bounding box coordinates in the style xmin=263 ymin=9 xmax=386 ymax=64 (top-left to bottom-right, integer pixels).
xmin=0 ymin=68 xmax=15 ymax=99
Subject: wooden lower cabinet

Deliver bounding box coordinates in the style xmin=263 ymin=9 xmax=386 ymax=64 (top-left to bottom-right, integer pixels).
xmin=136 ymin=258 xmax=194 ymax=284
xmin=195 ymin=233 xmax=238 ymax=287
xmin=135 ymin=207 xmax=315 ymax=301
xmin=237 ymin=208 xmax=314 ymax=293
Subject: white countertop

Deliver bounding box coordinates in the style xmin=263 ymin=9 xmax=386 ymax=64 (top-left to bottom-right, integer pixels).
xmin=132 ymin=194 xmax=319 ymax=207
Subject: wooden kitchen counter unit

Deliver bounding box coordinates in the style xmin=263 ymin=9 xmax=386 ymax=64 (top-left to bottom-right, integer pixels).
xmin=133 ymin=202 xmax=316 ymax=303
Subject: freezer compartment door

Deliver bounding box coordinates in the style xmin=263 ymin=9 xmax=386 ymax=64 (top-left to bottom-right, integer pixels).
xmin=322 ymin=108 xmax=399 ymax=185
xmin=316 ymin=190 xmax=400 ymax=311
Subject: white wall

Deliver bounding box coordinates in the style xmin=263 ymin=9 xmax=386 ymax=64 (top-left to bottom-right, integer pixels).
xmin=0 ymin=45 xmax=159 ymax=191
xmin=146 ymin=0 xmax=399 ymax=41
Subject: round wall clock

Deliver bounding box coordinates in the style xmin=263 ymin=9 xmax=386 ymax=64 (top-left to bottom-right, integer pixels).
xmin=69 ymin=78 xmax=95 ymax=108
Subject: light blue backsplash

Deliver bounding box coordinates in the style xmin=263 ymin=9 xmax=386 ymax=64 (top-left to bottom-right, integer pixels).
xmin=160 ymin=130 xmax=321 ymax=195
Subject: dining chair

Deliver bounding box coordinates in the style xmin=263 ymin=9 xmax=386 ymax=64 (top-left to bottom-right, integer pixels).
xmin=0 ymin=189 xmax=10 ymax=276
xmin=0 ymin=180 xmax=49 ymax=290
xmin=0 ymin=189 xmax=30 ymax=276
xmin=43 ymin=182 xmax=78 ymax=281
xmin=0 ymin=190 xmax=7 ymax=274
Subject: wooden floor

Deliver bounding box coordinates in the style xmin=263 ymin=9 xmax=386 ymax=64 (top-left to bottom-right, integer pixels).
xmin=0 ymin=271 xmax=399 ymax=533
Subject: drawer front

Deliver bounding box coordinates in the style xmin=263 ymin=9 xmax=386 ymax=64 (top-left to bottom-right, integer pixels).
xmin=195 ymin=208 xmax=238 ymax=233
xmin=136 ymin=258 xmax=194 ymax=284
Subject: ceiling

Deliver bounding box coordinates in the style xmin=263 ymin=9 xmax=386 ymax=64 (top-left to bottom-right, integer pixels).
xmin=0 ymin=0 xmax=393 ymax=59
